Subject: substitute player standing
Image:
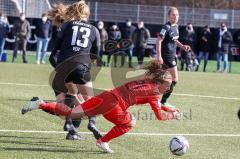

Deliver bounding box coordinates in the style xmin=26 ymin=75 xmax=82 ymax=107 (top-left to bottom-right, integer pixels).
xmin=156 ymin=7 xmax=191 ymax=107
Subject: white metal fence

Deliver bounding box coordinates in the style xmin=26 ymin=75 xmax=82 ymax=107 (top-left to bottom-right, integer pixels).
xmin=1 ymin=0 xmax=240 ymax=28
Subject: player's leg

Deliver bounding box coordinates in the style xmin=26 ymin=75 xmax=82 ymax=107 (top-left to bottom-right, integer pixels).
xmin=70 ymin=93 xmax=85 ymax=130
xmin=55 ymin=92 xmax=74 ymax=132
xmin=72 ymin=91 xmax=123 ymax=153
xmin=76 ymin=74 xmax=103 ymax=140
xmin=21 ymin=97 xmax=87 ymax=120
xmin=73 ymin=92 xmax=121 ymax=140
xmin=64 ymin=82 xmax=83 ymax=140
xmin=21 ymin=97 xmax=73 ymax=117
xmin=76 ymin=81 xmax=93 ymax=101
xmin=87 ymin=116 xmax=102 ymax=140
xmin=65 ymin=64 xmax=94 ymax=138
xmin=52 ymin=62 xmax=85 ymax=140
xmin=71 ymin=65 xmax=102 ymax=140
xmin=161 ymin=63 xmax=178 ymax=107
xmin=21 ymin=97 xmax=44 ymax=114
xmin=64 ymin=94 xmax=83 ymax=140
xmin=77 ymin=82 xmax=103 ymax=140
xmin=97 ymin=105 xmax=135 ymax=153
xmin=54 ymin=90 xmax=76 ymax=132
xmin=101 ymin=110 xmax=134 ymax=142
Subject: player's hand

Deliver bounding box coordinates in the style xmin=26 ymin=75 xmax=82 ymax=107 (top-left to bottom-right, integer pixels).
xmin=182 ymin=45 xmax=191 ymax=52
xmin=171 ymin=107 xmax=180 ymax=112
xmin=173 ymin=111 xmax=182 ymax=120
xmin=161 ymin=105 xmax=179 ymax=112
xmin=155 ymin=56 xmax=163 ymax=64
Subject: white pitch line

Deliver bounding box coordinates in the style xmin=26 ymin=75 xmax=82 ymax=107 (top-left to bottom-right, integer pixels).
xmin=0 ymin=82 xmax=239 ymax=101
xmin=172 ymin=93 xmax=240 ymax=101
xmin=0 ymin=82 xmax=48 ymax=87
xmin=0 ymin=129 xmax=240 ymax=137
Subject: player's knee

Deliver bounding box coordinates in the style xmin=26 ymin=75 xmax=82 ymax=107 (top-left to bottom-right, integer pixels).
xmin=56 ymin=92 xmax=65 ymax=102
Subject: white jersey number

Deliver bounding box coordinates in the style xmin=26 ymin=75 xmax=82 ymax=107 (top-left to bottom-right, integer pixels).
xmin=71 ymin=26 xmax=91 ymax=48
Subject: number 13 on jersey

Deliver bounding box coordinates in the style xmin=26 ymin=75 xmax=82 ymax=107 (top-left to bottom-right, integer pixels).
xmin=71 ymin=26 xmax=91 ymax=48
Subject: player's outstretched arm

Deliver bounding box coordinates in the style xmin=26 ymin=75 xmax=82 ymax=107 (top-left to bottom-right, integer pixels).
xmin=148 ymin=99 xmax=181 ymax=120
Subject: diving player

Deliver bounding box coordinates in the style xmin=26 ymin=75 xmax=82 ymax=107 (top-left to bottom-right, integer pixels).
xmin=22 ymin=62 xmax=182 ymax=153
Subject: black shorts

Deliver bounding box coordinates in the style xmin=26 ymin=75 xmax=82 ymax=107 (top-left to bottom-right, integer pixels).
xmin=65 ymin=64 xmax=91 ymax=85
xmin=163 ymin=56 xmax=177 ymax=68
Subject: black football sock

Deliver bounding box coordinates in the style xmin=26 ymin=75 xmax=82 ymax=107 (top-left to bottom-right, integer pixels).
xmin=161 ymin=81 xmax=177 ymax=104
xmin=88 ymin=116 xmax=102 ymax=139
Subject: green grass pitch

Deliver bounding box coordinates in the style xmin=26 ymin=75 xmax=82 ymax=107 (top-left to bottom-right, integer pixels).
xmin=0 ymin=54 xmax=239 ymax=159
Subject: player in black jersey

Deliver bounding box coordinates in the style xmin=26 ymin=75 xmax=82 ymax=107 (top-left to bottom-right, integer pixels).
xmin=156 ymin=7 xmax=191 ymax=108
xmin=49 ymin=1 xmax=102 ymax=140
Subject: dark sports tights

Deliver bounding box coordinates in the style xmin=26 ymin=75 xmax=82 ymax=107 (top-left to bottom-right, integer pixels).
xmin=161 ymin=81 xmax=177 ymax=104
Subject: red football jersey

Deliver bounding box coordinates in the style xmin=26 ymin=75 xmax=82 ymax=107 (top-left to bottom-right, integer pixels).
xmin=80 ymin=79 xmax=174 ymax=120
xmin=111 ymin=79 xmax=168 ymax=119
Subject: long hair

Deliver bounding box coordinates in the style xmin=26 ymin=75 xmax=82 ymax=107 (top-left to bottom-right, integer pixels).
xmin=64 ymin=1 xmax=90 ymax=22
xmin=48 ymin=3 xmax=67 ymax=27
xmin=145 ymin=61 xmax=172 ymax=84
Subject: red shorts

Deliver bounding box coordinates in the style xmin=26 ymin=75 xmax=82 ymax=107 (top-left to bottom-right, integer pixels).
xmin=80 ymin=91 xmax=119 ymax=116
xmin=80 ymin=91 xmax=132 ymax=125
xmin=103 ymin=104 xmax=132 ymax=125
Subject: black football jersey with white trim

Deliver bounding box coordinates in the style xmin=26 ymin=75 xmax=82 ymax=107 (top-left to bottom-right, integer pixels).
xmin=159 ymin=21 xmax=179 ymax=59
xmin=56 ymin=21 xmax=100 ymax=64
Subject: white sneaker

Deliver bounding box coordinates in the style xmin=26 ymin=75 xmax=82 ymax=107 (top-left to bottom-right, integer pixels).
xmin=173 ymin=111 xmax=183 ymax=120
xmin=36 ymin=61 xmax=40 ymax=64
xmin=41 ymin=60 xmax=45 ymax=64
xmin=96 ymin=139 xmax=114 ymax=153
xmin=21 ymin=97 xmax=44 ymax=114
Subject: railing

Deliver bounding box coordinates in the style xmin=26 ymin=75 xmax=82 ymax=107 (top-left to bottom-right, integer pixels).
xmin=1 ymin=0 xmax=240 ymax=28
xmin=90 ymin=2 xmax=240 ymax=28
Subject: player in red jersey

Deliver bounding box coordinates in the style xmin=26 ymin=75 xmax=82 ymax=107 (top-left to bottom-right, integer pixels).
xmin=22 ymin=62 xmax=182 ymax=153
